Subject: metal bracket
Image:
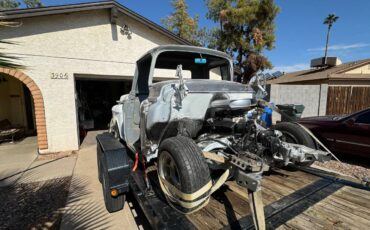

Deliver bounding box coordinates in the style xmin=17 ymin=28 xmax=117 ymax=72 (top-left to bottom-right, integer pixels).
xmin=234 ymin=170 xmax=262 ymax=192
xmin=233 ymin=169 xmax=266 ymax=230
xmin=229 ymin=155 xmax=262 ymax=172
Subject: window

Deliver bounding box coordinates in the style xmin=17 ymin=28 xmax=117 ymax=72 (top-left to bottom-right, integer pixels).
xmin=153 ymin=68 xmax=191 ymax=79
xmin=355 ymin=111 xmax=370 ymax=124
xmin=209 ymin=67 xmax=222 ymax=80
xmin=136 ymin=55 xmax=152 ymax=95
xmin=153 ymin=51 xmax=231 ymax=81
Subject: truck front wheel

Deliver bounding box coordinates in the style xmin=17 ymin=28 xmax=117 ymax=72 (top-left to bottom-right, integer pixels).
xmin=158 ymin=136 xmax=211 ymax=213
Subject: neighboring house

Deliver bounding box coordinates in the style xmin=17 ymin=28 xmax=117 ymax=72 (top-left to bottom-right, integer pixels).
xmin=0 ymin=1 xmax=191 ymax=153
xmin=268 ymin=58 xmax=370 ymax=117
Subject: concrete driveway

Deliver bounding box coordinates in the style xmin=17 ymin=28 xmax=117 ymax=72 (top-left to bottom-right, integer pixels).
xmin=0 ymin=137 xmax=77 ymax=187
xmin=0 ymin=137 xmax=38 ymax=187
xmin=0 ymin=136 xmax=78 ymax=229
xmin=0 ymin=133 xmax=144 ymax=229
xmin=60 ymin=131 xmax=142 ymax=230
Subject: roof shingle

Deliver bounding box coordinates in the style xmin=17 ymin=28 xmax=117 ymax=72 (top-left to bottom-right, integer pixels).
xmin=268 ymin=58 xmax=370 ymax=84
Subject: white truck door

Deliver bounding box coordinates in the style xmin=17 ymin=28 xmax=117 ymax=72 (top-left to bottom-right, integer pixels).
xmin=122 ymin=91 xmax=141 ymax=152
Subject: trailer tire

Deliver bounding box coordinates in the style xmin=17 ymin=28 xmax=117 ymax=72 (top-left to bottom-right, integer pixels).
xmin=273 ymin=122 xmax=316 ymax=166
xmin=98 ymin=157 xmax=103 ymax=183
xmin=102 ymin=164 xmax=125 ymax=213
xmin=158 ymin=136 xmax=210 ymax=213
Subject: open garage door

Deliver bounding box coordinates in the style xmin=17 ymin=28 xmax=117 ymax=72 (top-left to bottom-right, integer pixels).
xmin=75 ymin=77 xmax=132 ymax=143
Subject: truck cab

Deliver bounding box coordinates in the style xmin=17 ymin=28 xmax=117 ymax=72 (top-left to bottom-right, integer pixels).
xmin=111 ymin=45 xmax=254 ymax=160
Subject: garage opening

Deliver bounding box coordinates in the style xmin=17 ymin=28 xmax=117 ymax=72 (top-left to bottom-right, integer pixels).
xmin=75 ymin=78 xmax=132 ymax=143
xmin=0 ymin=73 xmax=37 ymax=144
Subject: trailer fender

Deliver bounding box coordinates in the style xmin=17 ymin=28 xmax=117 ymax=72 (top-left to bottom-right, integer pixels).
xmin=97 ymin=132 xmax=131 ymax=195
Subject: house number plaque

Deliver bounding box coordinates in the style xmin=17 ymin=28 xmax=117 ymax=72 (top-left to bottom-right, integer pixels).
xmin=50 ymin=73 xmax=69 ymax=80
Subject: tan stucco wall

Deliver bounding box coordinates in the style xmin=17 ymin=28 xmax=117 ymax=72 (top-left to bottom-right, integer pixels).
xmin=0 ymin=9 xmax=180 ymax=153
xmin=345 ymin=64 xmax=370 ymax=74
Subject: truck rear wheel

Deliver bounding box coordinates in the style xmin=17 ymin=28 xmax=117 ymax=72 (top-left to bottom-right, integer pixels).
xmin=273 ymin=122 xmax=316 ymax=166
xmin=109 ymin=122 xmax=120 ymax=140
xmin=102 ymin=164 xmax=125 ymax=212
xmin=158 ymin=136 xmax=211 ymax=213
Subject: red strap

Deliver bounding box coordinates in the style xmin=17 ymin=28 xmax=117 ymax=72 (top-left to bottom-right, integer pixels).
xmin=132 ymin=152 xmax=139 ymax=172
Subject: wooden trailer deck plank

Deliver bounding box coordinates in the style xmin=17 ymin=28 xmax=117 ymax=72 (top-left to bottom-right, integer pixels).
xmin=188 ymin=168 xmax=334 ymax=229
xmin=262 ymin=174 xmax=316 ymax=195
xmin=212 ymin=187 xmax=251 ymax=216
xmin=342 ymin=184 xmax=370 ymax=197
xmin=310 ymin=202 xmax=368 ymax=229
xmin=334 ymin=187 xmax=370 ymax=209
xmin=269 ymin=168 xmax=320 ymax=183
xmin=283 ymin=213 xmax=329 ymax=230
xmin=254 ymin=174 xmax=370 ymax=230
xmin=226 ymin=181 xmax=283 ymax=205
xmin=321 ymin=193 xmax=370 ymax=220
xmin=187 ymin=197 xmax=237 ymax=230
xmin=279 ymin=182 xmax=370 ymax=230
xmin=141 ymin=166 xmax=370 ymax=229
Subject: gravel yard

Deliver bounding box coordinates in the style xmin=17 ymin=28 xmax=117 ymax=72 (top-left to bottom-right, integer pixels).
xmin=314 ymin=159 xmax=370 ymax=184
xmin=0 ymin=177 xmax=72 ymax=230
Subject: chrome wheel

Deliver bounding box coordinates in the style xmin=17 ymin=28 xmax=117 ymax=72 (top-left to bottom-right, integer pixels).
xmin=158 ymin=151 xmax=181 ymax=188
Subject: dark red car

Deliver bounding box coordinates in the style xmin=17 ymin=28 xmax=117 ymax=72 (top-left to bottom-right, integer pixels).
xmin=298 ymin=108 xmax=370 ymax=158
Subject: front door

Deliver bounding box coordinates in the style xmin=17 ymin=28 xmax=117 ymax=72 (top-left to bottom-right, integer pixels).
xmin=123 ymin=92 xmax=141 ymax=152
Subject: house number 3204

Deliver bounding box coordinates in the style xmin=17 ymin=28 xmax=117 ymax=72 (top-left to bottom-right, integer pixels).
xmin=51 ymin=73 xmax=69 ymax=80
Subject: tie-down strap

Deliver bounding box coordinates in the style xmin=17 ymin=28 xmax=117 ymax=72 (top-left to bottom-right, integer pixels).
xmin=158 ymin=151 xmax=230 ymax=214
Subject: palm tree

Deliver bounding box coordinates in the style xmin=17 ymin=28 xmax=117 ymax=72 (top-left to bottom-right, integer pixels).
xmin=0 ymin=22 xmax=23 ymax=69
xmin=0 ymin=41 xmax=23 ymax=69
xmin=323 ymin=14 xmax=339 ymax=63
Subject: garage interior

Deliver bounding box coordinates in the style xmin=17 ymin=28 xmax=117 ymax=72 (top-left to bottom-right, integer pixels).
xmin=75 ymin=78 xmax=132 ymax=143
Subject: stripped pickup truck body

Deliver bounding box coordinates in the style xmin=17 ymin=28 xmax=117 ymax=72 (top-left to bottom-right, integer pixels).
xmin=99 ymin=45 xmax=331 ymax=229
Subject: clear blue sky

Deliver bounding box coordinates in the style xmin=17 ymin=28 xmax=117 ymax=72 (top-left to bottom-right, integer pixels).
xmin=39 ymin=0 xmax=370 ymax=72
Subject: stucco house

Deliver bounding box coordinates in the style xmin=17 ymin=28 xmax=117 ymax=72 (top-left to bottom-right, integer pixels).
xmin=268 ymin=58 xmax=370 ymax=117
xmin=0 ymin=1 xmax=191 ymax=153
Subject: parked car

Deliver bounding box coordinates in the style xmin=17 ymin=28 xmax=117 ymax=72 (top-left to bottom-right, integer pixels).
xmin=298 ymin=108 xmax=370 ymax=158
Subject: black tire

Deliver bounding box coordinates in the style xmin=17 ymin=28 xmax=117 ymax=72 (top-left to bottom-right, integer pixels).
xmin=158 ymin=136 xmax=210 ymax=213
xmin=102 ymin=164 xmax=125 ymax=213
xmin=273 ymin=122 xmax=316 ymax=166
xmin=98 ymin=156 xmax=103 ymax=183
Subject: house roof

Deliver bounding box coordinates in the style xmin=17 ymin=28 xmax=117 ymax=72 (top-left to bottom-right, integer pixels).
xmin=0 ymin=0 xmax=192 ymax=45
xmin=268 ymin=58 xmax=370 ymax=84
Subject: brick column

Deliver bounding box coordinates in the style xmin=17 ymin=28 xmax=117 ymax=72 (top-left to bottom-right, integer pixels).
xmin=0 ymin=68 xmax=48 ymax=150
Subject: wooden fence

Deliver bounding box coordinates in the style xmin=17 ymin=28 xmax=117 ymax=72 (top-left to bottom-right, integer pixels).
xmin=326 ymin=86 xmax=370 ymax=115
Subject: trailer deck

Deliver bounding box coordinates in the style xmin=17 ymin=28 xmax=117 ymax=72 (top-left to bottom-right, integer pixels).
xmin=130 ymin=165 xmax=370 ymax=229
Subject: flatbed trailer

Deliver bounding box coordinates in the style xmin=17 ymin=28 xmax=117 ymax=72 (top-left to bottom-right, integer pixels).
xmin=97 ymin=133 xmax=370 ymax=230
xmin=131 ymin=165 xmax=370 ymax=229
